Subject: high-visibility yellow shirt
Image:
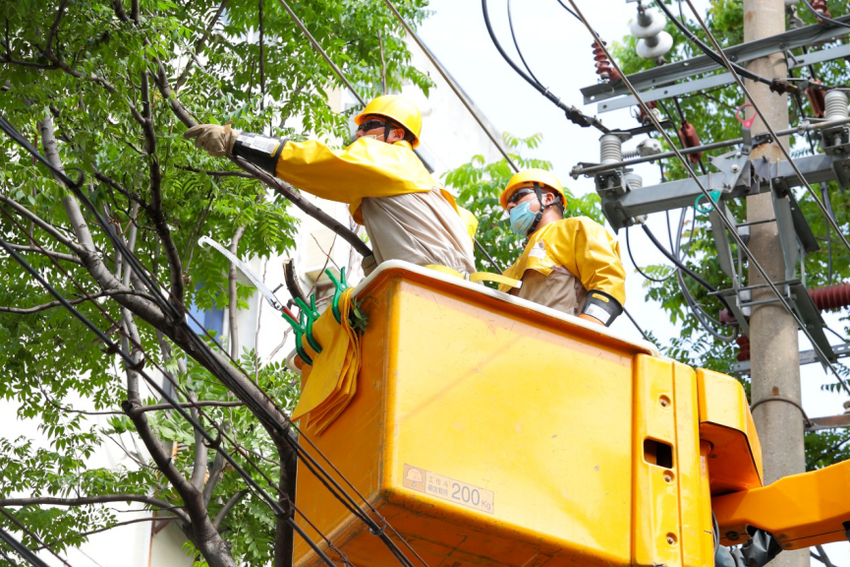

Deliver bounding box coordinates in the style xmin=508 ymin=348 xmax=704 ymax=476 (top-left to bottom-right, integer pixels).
xmin=499 ymin=217 xmax=626 ymax=304
xmin=275 ymin=137 xmax=460 ymax=224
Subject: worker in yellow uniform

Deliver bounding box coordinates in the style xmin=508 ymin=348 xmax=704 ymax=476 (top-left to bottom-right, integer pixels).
xmin=498 ymin=169 xmax=626 ymax=326
xmin=184 ymin=95 xmax=475 ymax=276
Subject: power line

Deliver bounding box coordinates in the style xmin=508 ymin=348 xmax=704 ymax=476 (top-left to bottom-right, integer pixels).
xmin=678 ymin=0 xmax=850 ymax=259
xmin=0 ymin=236 xmax=341 ymax=566
xmin=481 ymin=0 xmax=610 ymax=133
xmin=382 ymin=0 xmax=521 ymax=173
xmin=0 ymin=115 xmax=421 ymax=565
xmin=563 ymin=0 xmax=850 ymax=396
xmin=0 ymin=510 xmax=74 ymax=567
xmin=0 ymin=526 xmax=51 ymax=567
xmin=800 ymin=0 xmax=850 ymax=31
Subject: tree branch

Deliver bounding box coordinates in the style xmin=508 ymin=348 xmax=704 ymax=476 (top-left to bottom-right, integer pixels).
xmin=37 ymin=49 xmax=117 ymax=93
xmin=0 ymin=195 xmax=84 ymax=255
xmin=3 ymin=242 xmax=81 ymax=264
xmin=203 ymin=441 xmax=228 ymax=507
xmin=139 ymin=72 xmax=184 ymax=306
xmin=37 ymin=115 xmax=168 ymax=328
xmin=0 ymin=290 xmax=145 ymax=314
xmin=189 ymin=391 xmax=209 ymax=492
xmin=0 ymin=495 xmax=190 ymax=524
xmin=43 ymin=0 xmax=70 ymax=56
xmin=174 ymin=165 xmax=253 ymax=178
xmin=227 ymin=225 xmax=246 ymax=360
xmin=213 ymin=489 xmax=248 ymax=528
xmin=174 ymin=0 xmax=230 ymax=92
xmin=42 ymin=515 xmax=179 ymax=547
xmin=149 ymin=62 xmax=372 ymax=257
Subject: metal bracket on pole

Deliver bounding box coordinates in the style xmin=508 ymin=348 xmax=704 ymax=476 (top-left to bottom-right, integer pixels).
xmin=580 ymin=15 xmax=850 ymax=113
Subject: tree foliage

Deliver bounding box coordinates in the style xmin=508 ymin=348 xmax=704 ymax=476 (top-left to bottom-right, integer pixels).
xmin=611 ymin=1 xmax=850 ymax=468
xmin=0 ymin=0 xmax=428 ymax=565
xmin=445 ymin=133 xmax=605 ymax=272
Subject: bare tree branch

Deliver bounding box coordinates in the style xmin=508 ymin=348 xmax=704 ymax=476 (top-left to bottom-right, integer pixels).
xmin=43 ymin=515 xmax=179 ymax=546
xmin=189 ymin=391 xmax=209 ymax=492
xmin=174 ymin=165 xmax=253 ymax=178
xmin=139 ymin=71 xmax=184 ymax=306
xmin=37 ymin=49 xmax=118 ymax=93
xmin=149 ymin=63 xmax=372 ymax=257
xmin=3 ymin=242 xmax=81 ymax=264
xmin=0 ymin=495 xmax=190 ymax=524
xmin=174 ymin=0 xmax=230 ymax=92
xmin=228 ymin=225 xmax=246 ymax=360
xmin=203 ymin=433 xmax=228 ymax=507
xmin=111 ymin=0 xmax=130 ymax=22
xmin=0 ymin=195 xmax=84 ymax=255
xmin=0 ymin=290 xmax=145 ymax=314
xmin=43 ymin=0 xmax=70 ymax=55
xmin=213 ymin=489 xmax=248 ymax=528
xmin=37 ymin=115 xmax=169 ymax=328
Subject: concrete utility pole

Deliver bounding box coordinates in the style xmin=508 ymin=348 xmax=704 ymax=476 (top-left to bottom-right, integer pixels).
xmin=743 ymin=1 xmax=808 ymax=566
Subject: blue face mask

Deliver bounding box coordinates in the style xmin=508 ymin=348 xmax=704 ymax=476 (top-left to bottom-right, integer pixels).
xmin=509 ymin=200 xmax=538 ymax=236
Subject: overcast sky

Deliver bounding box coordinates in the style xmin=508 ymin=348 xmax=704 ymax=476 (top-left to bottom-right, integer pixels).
xmin=420 ymin=1 xmax=850 ymax=563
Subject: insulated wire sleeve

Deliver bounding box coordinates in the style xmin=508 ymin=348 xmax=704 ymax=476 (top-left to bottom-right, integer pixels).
xmin=565 ymin=0 xmax=850 ymax=396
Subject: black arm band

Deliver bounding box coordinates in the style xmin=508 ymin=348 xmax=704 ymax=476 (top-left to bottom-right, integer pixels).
xmin=580 ymin=290 xmax=623 ymax=326
xmin=232 ymin=133 xmax=287 ymax=175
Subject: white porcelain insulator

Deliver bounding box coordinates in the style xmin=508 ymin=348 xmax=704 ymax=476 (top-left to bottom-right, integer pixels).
xmin=637 ymin=32 xmax=673 ymax=59
xmin=630 ymin=9 xmax=666 ymax=38
xmin=825 ymin=90 xmax=849 ymax=121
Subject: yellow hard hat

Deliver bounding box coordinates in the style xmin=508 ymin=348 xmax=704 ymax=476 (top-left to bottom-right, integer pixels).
xmin=500 ymin=169 xmax=567 ymax=210
xmin=354 ymin=95 xmax=422 ymax=148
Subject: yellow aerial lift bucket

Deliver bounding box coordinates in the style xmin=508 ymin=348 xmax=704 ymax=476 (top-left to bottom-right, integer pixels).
xmin=291 ymin=262 xmax=849 ymax=566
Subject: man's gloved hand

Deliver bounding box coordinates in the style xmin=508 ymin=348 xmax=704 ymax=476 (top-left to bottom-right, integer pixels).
xmin=183 ymin=123 xmax=241 ymax=157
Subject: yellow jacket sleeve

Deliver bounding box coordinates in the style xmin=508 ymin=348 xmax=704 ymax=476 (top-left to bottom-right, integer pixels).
xmin=500 ymin=217 xmax=626 ymax=304
xmin=274 ymin=137 xmax=444 ymax=219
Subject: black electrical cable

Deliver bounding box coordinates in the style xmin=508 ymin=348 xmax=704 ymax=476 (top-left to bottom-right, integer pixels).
xmin=568 ymin=0 xmax=850 ymax=394
xmin=801 ymin=0 xmax=850 ymax=30
xmin=507 ymin=0 xmax=542 ymax=85
xmin=553 ymin=0 xmax=580 ymax=21
xmin=654 ymin=1 xmax=785 ymax=91
xmin=0 ymin=116 xmax=419 ymax=567
xmin=640 ymin=222 xmax=734 ymax=314
xmin=482 ymin=0 xmax=610 ymax=133
xmin=626 ymin=225 xmax=675 ymax=283
xmin=0 ymin=205 xmax=359 ymax=567
xmin=623 ymin=305 xmax=655 ymax=344
xmin=0 ymin=527 xmax=51 ymax=567
xmin=0 ymin=236 xmax=341 ymax=567
xmin=0 ymin=510 xmax=73 ymax=567
xmin=0 ymin=545 xmax=20 ymax=567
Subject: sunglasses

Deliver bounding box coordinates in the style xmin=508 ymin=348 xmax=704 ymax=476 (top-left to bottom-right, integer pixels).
xmin=357 ymin=119 xmax=387 ymax=133
xmin=507 ymin=188 xmax=536 ymax=205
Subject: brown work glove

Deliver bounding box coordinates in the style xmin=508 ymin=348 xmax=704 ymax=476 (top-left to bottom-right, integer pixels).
xmin=183 ymin=123 xmax=241 ymax=157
